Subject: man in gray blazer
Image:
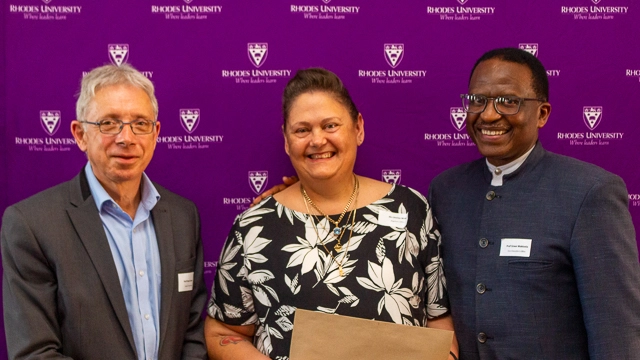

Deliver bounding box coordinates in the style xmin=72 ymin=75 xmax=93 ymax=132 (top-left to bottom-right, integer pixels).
xmin=1 ymin=64 xmax=208 ymax=359
xmin=428 ymin=48 xmax=640 ymax=359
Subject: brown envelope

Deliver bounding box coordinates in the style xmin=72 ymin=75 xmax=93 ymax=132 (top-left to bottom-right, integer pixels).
xmin=290 ymin=309 xmax=453 ymax=360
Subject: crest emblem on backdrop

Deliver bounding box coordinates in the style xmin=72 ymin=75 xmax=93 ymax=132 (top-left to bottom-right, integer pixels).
xmin=382 ymin=170 xmax=402 ymax=185
xmin=40 ymin=110 xmax=61 ymax=136
xmin=108 ymin=44 xmax=129 ymax=66
xmin=457 ymin=0 xmax=469 ymax=5
xmin=450 ymin=107 xmax=467 ymax=131
xmin=591 ymin=0 xmax=601 ymax=4
xmin=249 ymin=171 xmax=269 ymax=194
xmin=180 ymin=109 xmax=200 ymax=134
xmin=42 ymin=0 xmax=52 ymax=3
xmin=583 ymin=106 xmax=603 ymax=130
xmin=322 ymin=0 xmax=331 ymax=3
xmin=384 ymin=44 xmax=404 ymax=69
xmin=248 ymin=43 xmax=268 ymax=68
xmin=183 ymin=0 xmax=193 ymax=3
xmin=518 ymin=43 xmax=539 ymax=57
xmin=249 ymin=171 xmax=269 ymax=195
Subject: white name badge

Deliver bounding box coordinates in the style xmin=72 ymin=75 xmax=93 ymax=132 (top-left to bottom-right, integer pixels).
xmin=378 ymin=211 xmax=408 ymax=228
xmin=178 ymin=272 xmax=194 ymax=292
xmin=499 ymin=238 xmax=532 ymax=257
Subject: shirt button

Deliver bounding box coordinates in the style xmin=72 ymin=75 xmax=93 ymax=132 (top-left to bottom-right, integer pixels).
xmin=478 ymin=332 xmax=487 ymax=344
xmin=139 ymin=271 xmax=145 ymax=277
xmin=485 ymin=191 xmax=496 ymax=200
xmin=144 ymin=314 xmax=150 ymax=320
xmin=479 ymin=238 xmax=489 ymax=248
xmin=476 ymin=283 xmax=486 ymax=294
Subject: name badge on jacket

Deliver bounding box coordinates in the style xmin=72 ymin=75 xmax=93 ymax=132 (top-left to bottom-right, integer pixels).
xmin=499 ymin=238 xmax=532 ymax=257
xmin=178 ymin=272 xmax=194 ymax=292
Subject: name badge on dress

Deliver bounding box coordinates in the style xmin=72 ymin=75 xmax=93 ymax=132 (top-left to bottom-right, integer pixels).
xmin=178 ymin=272 xmax=194 ymax=292
xmin=499 ymin=238 xmax=532 ymax=257
xmin=378 ymin=211 xmax=408 ymax=228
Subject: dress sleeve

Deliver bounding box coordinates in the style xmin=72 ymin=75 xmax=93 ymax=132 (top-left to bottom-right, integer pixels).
xmin=570 ymin=174 xmax=640 ymax=358
xmin=418 ymin=189 xmax=450 ymax=319
xmin=207 ymin=218 xmax=259 ymax=326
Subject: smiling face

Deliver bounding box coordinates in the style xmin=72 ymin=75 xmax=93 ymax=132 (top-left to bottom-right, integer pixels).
xmin=284 ymin=91 xmax=364 ymax=184
xmin=466 ymin=58 xmax=550 ymax=166
xmin=71 ymin=83 xmax=160 ymax=189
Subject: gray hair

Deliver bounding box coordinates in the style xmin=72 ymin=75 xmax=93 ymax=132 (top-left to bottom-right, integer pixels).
xmin=76 ymin=63 xmax=159 ymax=121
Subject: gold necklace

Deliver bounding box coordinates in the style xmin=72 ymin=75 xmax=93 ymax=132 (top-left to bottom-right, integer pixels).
xmin=302 ymin=188 xmax=358 ymax=277
xmin=301 ymin=175 xmax=359 ymax=250
xmin=308 ymin=207 xmax=354 ymax=251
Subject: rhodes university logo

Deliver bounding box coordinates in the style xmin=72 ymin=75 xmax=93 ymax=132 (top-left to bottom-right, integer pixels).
xmin=450 ymin=107 xmax=466 ymax=131
xmin=382 ymin=170 xmax=401 ymax=184
xmin=592 ymin=0 xmax=601 ymax=4
xmin=40 ymin=110 xmax=61 ymax=136
xmin=249 ymin=171 xmax=268 ymax=194
xmin=519 ymin=43 xmax=538 ymax=57
xmin=583 ymin=106 xmax=602 ymax=130
xmin=108 ymin=44 xmax=129 ymax=66
xmin=457 ymin=0 xmax=469 ymax=4
xmin=384 ymin=44 xmax=404 ymax=68
xmin=180 ymin=109 xmax=200 ymax=134
xmin=248 ymin=43 xmax=268 ymax=68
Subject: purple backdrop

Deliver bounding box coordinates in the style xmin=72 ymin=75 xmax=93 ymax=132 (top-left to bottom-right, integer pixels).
xmin=2 ymin=0 xmax=639 ymax=357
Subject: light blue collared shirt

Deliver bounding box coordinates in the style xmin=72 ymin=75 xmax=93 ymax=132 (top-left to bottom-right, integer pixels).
xmin=85 ymin=163 xmax=162 ymax=360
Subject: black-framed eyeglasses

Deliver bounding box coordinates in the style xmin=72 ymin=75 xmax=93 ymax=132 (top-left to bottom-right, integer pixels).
xmin=80 ymin=119 xmax=157 ymax=135
xmin=461 ymin=94 xmax=543 ymax=115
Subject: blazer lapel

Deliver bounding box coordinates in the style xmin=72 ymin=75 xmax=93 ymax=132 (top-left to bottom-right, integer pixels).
xmin=152 ymin=200 xmax=176 ymax=350
xmin=66 ymin=172 xmax=137 ymax=354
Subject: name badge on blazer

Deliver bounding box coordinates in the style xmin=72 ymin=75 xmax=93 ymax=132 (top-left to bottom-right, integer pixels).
xmin=178 ymin=272 xmax=194 ymax=292
xmin=499 ymin=238 xmax=532 ymax=257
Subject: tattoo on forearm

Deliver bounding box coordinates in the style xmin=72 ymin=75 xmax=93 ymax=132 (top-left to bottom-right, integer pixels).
xmin=220 ymin=336 xmax=248 ymax=346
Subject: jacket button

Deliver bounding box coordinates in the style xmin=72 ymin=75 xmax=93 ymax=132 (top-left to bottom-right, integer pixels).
xmin=479 ymin=238 xmax=489 ymax=248
xmin=478 ymin=332 xmax=487 ymax=344
xmin=485 ymin=191 xmax=496 ymax=200
xmin=476 ymin=283 xmax=486 ymax=294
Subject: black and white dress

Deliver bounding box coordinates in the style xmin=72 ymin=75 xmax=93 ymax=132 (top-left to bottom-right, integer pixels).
xmin=208 ymin=185 xmax=449 ymax=359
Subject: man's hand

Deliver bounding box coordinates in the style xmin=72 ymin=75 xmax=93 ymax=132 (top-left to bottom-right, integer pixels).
xmin=250 ymin=176 xmax=298 ymax=207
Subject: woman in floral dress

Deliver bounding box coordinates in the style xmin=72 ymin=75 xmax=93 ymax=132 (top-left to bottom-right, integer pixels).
xmin=204 ymin=68 xmax=458 ymax=360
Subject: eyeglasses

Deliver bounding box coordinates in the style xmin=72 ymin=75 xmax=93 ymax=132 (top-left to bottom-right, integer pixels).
xmin=81 ymin=119 xmax=157 ymax=135
xmin=461 ymin=94 xmax=543 ymax=115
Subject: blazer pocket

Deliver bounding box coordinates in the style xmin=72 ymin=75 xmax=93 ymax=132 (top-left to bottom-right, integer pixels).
xmin=176 ymin=256 xmax=196 ymax=273
xmin=508 ymin=259 xmax=554 ymax=271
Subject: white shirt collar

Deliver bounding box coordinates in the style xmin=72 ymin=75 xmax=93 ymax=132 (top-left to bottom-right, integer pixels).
xmin=486 ymin=145 xmax=536 ymax=186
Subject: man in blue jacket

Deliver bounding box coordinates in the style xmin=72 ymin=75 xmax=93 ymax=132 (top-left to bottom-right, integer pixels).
xmin=428 ymin=47 xmax=640 ymax=359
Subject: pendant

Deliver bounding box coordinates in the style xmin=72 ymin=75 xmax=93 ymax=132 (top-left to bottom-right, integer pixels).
xmin=334 ymin=243 xmax=342 ymax=252
xmin=333 ymin=227 xmax=342 ymax=236
xmin=339 ymin=266 xmax=344 ymax=277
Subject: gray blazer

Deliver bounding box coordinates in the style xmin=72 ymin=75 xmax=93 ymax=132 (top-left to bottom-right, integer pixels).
xmin=428 ymin=143 xmax=640 ymax=359
xmin=2 ymin=171 xmax=208 ymax=360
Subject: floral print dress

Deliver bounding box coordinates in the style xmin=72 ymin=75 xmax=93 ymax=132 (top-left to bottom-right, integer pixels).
xmin=208 ymin=185 xmax=449 ymax=359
